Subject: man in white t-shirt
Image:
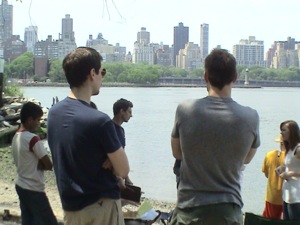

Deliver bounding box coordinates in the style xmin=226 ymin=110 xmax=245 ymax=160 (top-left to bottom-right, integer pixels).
xmin=12 ymin=102 xmax=58 ymax=225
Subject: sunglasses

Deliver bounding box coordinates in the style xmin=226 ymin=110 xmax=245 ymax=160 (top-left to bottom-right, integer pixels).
xmin=101 ymin=68 xmax=106 ymax=77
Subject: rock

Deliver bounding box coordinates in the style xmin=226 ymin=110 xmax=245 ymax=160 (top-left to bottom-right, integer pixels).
xmin=0 ymin=97 xmax=49 ymax=146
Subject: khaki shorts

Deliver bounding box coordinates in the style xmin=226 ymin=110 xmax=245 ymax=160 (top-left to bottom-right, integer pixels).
xmin=64 ymin=198 xmax=125 ymax=225
xmin=169 ymin=203 xmax=243 ymax=225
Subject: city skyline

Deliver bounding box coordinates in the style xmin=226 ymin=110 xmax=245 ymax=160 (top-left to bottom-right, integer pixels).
xmin=10 ymin=0 xmax=300 ymax=54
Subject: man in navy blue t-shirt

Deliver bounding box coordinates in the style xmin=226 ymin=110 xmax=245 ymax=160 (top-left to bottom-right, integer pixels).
xmin=112 ymin=98 xmax=133 ymax=185
xmin=47 ymin=47 xmax=129 ymax=225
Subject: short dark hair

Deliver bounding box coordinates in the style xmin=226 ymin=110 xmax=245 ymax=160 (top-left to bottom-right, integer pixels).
xmin=204 ymin=49 xmax=237 ymax=90
xmin=20 ymin=102 xmax=43 ymax=124
xmin=62 ymin=47 xmax=103 ymax=88
xmin=280 ymin=120 xmax=300 ymax=152
xmin=113 ymin=98 xmax=133 ymax=115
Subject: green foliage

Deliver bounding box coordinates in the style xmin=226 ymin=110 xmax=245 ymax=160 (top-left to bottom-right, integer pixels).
xmin=104 ymin=62 xmax=160 ymax=84
xmin=7 ymin=52 xmax=34 ymax=79
xmin=189 ymin=68 xmax=204 ymax=78
xmin=48 ymin=59 xmax=65 ymax=82
xmin=4 ymin=84 xmax=23 ymax=97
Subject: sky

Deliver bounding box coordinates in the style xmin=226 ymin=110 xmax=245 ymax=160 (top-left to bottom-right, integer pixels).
xmin=9 ymin=0 xmax=300 ymax=54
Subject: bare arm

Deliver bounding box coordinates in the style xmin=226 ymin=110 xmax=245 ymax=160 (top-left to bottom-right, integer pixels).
xmin=280 ymin=169 xmax=300 ymax=180
xmin=107 ymin=147 xmax=129 ymax=178
xmin=37 ymin=155 xmax=53 ymax=171
xmin=171 ymin=137 xmax=182 ymax=160
xmin=244 ymin=148 xmax=257 ymax=164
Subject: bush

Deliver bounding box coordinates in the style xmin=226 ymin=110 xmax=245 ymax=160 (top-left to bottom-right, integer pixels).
xmin=4 ymin=84 xmax=23 ymax=97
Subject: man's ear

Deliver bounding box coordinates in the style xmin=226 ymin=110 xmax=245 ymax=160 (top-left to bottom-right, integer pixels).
xmin=89 ymin=68 xmax=96 ymax=80
xmin=204 ymin=72 xmax=208 ymax=83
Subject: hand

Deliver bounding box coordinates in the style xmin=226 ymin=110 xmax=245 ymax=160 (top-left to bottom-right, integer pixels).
xmin=125 ymin=177 xmax=133 ymax=185
xmin=102 ymin=159 xmax=113 ymax=170
xmin=279 ymin=171 xmax=290 ymax=181
xmin=117 ymin=176 xmax=126 ymax=190
xmin=275 ymin=165 xmax=285 ymax=176
xmin=37 ymin=160 xmax=44 ymax=170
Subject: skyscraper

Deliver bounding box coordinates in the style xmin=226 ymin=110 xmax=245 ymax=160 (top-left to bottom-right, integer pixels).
xmin=173 ymin=22 xmax=189 ymax=66
xmin=137 ymin=27 xmax=150 ymax=45
xmin=200 ymin=23 xmax=209 ymax=60
xmin=132 ymin=27 xmax=154 ymax=64
xmin=24 ymin=26 xmax=38 ymax=53
xmin=233 ymin=36 xmax=265 ymax=67
xmin=58 ymin=14 xmax=76 ymax=59
xmin=60 ymin=14 xmax=75 ymax=42
xmin=0 ymin=0 xmax=13 ymax=44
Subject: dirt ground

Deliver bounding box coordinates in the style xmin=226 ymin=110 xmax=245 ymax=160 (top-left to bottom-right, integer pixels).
xmin=0 ymin=146 xmax=175 ymax=225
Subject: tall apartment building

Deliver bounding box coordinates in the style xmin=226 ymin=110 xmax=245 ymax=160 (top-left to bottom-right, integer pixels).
xmin=137 ymin=27 xmax=150 ymax=45
xmin=0 ymin=0 xmax=13 ymax=44
xmin=24 ymin=26 xmax=38 ymax=53
xmin=154 ymin=44 xmax=172 ymax=67
xmin=86 ymin=33 xmax=108 ymax=47
xmin=4 ymin=35 xmax=26 ymax=62
xmin=58 ymin=14 xmax=76 ymax=59
xmin=200 ymin=23 xmax=209 ymax=60
xmin=173 ymin=22 xmax=189 ymax=66
xmin=232 ymin=36 xmax=265 ymax=67
xmin=34 ymin=35 xmax=59 ymax=77
xmin=61 ymin=14 xmax=75 ymax=41
xmin=266 ymin=37 xmax=300 ymax=68
xmin=33 ymin=14 xmax=78 ymax=76
xmin=132 ymin=27 xmax=154 ymax=64
xmin=177 ymin=42 xmax=201 ymax=71
xmin=86 ymin=34 xmax=126 ymax=63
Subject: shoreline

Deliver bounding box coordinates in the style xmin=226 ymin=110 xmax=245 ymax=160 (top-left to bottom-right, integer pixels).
xmin=0 ymin=146 xmax=176 ymax=224
xmin=21 ymin=82 xmax=260 ymax=88
xmin=17 ymin=80 xmax=300 ymax=88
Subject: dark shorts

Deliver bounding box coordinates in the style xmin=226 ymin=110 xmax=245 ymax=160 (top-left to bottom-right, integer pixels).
xmin=15 ymin=185 xmax=58 ymax=225
xmin=169 ymin=203 xmax=243 ymax=225
xmin=283 ymin=201 xmax=300 ymax=221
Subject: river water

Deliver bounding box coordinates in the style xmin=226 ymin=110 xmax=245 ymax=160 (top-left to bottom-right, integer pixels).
xmin=21 ymin=86 xmax=300 ymax=215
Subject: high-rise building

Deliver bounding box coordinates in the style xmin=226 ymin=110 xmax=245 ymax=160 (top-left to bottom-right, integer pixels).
xmin=200 ymin=23 xmax=209 ymax=60
xmin=266 ymin=37 xmax=300 ymax=68
xmin=58 ymin=14 xmax=76 ymax=59
xmin=24 ymin=26 xmax=38 ymax=53
xmin=86 ymin=33 xmax=108 ymax=47
xmin=60 ymin=14 xmax=75 ymax=42
xmin=177 ymin=42 xmax=201 ymax=71
xmin=86 ymin=34 xmax=126 ymax=63
xmin=173 ymin=22 xmax=189 ymax=66
xmin=0 ymin=0 xmax=13 ymax=44
xmin=233 ymin=36 xmax=265 ymax=67
xmin=132 ymin=27 xmax=154 ymax=64
xmin=137 ymin=27 xmax=150 ymax=45
xmin=154 ymin=44 xmax=172 ymax=67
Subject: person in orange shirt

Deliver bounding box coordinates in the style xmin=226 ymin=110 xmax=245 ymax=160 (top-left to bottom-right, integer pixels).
xmin=262 ymin=135 xmax=285 ymax=219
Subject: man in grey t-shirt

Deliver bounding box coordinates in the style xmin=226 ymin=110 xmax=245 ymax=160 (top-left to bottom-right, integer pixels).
xmin=169 ymin=49 xmax=260 ymax=225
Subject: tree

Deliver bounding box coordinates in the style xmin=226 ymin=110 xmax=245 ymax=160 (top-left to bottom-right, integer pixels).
xmin=188 ymin=68 xmax=204 ymax=78
xmin=8 ymin=52 xmax=34 ymax=79
xmin=48 ymin=59 xmax=65 ymax=82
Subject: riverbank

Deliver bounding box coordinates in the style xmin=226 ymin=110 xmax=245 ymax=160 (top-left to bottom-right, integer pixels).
xmin=19 ymin=79 xmax=300 ymax=88
xmin=20 ymin=81 xmax=262 ymax=88
xmin=0 ymin=146 xmax=176 ymax=224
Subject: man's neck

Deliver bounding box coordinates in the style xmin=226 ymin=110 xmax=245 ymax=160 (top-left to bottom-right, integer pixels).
xmin=69 ymin=87 xmax=91 ymax=104
xmin=207 ymin=84 xmax=232 ymax=98
xmin=113 ymin=116 xmax=123 ymax=126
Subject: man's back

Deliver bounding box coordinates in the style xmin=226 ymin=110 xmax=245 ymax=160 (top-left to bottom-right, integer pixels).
xmin=172 ymin=96 xmax=260 ymax=208
xmin=47 ymin=97 xmax=122 ymax=211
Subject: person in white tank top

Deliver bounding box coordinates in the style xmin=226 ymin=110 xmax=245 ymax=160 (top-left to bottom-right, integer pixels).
xmin=278 ymin=120 xmax=300 ymax=221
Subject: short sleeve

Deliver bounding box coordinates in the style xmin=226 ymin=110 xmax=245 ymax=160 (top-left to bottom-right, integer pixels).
xmin=31 ymin=136 xmax=48 ymax=159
